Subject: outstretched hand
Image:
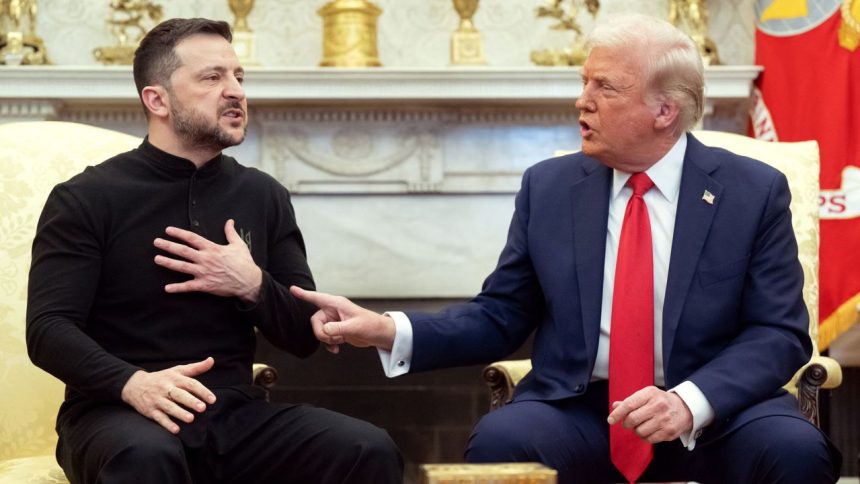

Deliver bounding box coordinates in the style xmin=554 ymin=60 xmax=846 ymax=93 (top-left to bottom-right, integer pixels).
xmin=154 ymin=219 xmax=262 ymax=303
xmin=289 ymin=286 xmax=396 ymax=353
xmin=120 ymin=357 xmax=217 ymax=434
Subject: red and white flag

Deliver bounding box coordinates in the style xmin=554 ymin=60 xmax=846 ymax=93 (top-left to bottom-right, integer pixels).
xmin=752 ymin=0 xmax=860 ymax=349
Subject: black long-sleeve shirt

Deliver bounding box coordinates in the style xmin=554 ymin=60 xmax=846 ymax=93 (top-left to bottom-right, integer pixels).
xmin=26 ymin=138 xmax=318 ymax=408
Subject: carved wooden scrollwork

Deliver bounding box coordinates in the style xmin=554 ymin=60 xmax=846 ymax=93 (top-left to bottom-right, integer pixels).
xmin=253 ymin=364 xmax=280 ymax=402
xmin=482 ymin=365 xmax=513 ymax=411
xmin=796 ymin=362 xmax=828 ymax=426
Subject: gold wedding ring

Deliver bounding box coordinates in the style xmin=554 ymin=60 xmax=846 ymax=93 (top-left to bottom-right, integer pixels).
xmin=167 ymin=386 xmax=175 ymax=400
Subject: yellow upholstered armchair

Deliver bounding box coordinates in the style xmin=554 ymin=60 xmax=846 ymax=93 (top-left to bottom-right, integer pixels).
xmin=0 ymin=122 xmax=278 ymax=483
xmin=483 ymin=130 xmax=843 ymax=427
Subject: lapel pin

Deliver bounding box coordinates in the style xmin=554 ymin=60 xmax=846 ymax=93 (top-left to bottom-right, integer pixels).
xmin=702 ymin=190 xmax=715 ymax=205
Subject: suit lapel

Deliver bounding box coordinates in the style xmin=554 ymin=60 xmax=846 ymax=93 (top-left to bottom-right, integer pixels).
xmin=571 ymin=157 xmax=612 ymax=363
xmin=662 ymin=134 xmax=723 ymax=376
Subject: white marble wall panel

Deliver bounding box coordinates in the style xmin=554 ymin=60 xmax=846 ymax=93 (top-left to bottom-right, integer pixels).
xmin=34 ymin=0 xmax=755 ymax=67
xmin=293 ymin=194 xmax=513 ymax=297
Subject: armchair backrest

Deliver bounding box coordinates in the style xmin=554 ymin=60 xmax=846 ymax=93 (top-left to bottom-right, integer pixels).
xmin=692 ymin=130 xmax=821 ymax=354
xmin=0 ymin=122 xmax=140 ymax=461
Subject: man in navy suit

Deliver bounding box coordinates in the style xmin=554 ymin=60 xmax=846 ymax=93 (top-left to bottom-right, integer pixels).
xmin=292 ymin=13 xmax=839 ymax=483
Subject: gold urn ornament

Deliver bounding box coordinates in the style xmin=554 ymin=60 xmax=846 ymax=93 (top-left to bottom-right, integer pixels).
xmin=318 ymin=0 xmax=382 ymax=67
xmin=451 ymin=0 xmax=486 ymax=65
xmin=229 ymin=0 xmax=253 ymax=32
xmin=228 ymin=0 xmax=258 ymax=65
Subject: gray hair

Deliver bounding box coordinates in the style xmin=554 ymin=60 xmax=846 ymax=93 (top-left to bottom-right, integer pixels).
xmin=585 ymin=13 xmax=704 ymax=133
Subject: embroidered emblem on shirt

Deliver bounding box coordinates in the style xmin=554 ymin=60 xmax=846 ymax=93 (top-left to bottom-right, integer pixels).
xmin=239 ymin=228 xmax=252 ymax=252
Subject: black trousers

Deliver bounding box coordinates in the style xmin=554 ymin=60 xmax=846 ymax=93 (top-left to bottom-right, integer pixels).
xmin=466 ymin=382 xmax=840 ymax=484
xmin=56 ymin=387 xmax=403 ymax=484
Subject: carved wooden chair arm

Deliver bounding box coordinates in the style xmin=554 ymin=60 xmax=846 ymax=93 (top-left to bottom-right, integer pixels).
xmin=252 ymin=363 xmax=279 ymax=391
xmin=788 ymin=355 xmax=842 ymax=426
xmin=482 ymin=359 xmax=532 ymax=410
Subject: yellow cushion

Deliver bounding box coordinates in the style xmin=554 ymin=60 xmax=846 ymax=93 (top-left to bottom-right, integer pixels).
xmin=0 ymin=122 xmax=140 ymax=464
xmin=692 ymin=130 xmax=821 ymax=353
xmin=0 ymin=456 xmax=68 ymax=484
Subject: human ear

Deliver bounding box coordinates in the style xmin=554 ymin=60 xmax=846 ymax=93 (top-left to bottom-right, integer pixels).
xmin=654 ymin=100 xmax=680 ymax=130
xmin=141 ymin=86 xmax=170 ymax=119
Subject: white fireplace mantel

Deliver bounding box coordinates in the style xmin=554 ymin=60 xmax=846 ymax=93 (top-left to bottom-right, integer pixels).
xmin=0 ymin=65 xmax=762 ymax=297
xmin=0 ymin=65 xmax=760 ymax=103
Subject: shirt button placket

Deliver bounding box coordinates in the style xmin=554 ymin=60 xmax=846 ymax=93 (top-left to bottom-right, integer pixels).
xmin=188 ymin=174 xmax=200 ymax=231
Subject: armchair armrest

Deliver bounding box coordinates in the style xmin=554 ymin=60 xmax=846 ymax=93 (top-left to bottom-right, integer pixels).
xmin=482 ymin=359 xmax=532 ymax=410
xmin=483 ymin=356 xmax=843 ymax=429
xmin=253 ymin=363 xmax=279 ymax=401
xmin=787 ymin=355 xmax=842 ymax=426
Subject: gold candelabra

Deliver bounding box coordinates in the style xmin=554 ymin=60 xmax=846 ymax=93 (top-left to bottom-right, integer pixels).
xmin=93 ymin=0 xmax=163 ymax=65
xmin=0 ymin=0 xmax=49 ymax=65
xmin=530 ymin=0 xmax=599 ymax=66
xmin=318 ymin=0 xmax=382 ymax=67
xmin=669 ymin=0 xmax=719 ymax=65
xmin=450 ymin=0 xmax=485 ymax=65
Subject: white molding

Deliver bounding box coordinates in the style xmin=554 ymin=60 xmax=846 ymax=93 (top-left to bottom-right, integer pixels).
xmin=0 ymin=65 xmax=761 ymax=103
xmin=0 ymin=99 xmax=61 ymax=122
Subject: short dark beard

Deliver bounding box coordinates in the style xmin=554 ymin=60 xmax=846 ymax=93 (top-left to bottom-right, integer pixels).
xmin=169 ymin=93 xmax=246 ymax=152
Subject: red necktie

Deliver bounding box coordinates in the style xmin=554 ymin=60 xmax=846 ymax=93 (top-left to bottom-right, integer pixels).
xmin=609 ymin=172 xmax=655 ymax=483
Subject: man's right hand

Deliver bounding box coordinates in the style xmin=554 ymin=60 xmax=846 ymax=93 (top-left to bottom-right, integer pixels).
xmin=120 ymin=357 xmax=217 ymax=434
xmin=289 ymin=286 xmax=396 ymax=353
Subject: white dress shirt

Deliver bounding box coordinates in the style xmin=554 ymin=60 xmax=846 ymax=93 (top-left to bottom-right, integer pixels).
xmin=379 ymin=134 xmax=714 ymax=450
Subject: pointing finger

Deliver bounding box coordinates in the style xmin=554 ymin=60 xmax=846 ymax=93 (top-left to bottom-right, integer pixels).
xmin=290 ymin=286 xmax=339 ymax=308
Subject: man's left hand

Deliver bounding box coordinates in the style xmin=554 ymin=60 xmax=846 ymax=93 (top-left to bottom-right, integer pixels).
xmin=607 ymin=386 xmax=693 ymax=444
xmin=154 ymin=219 xmax=262 ymax=303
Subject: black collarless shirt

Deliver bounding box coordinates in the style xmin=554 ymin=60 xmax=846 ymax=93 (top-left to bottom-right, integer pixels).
xmin=27 ymin=138 xmax=318 ymax=407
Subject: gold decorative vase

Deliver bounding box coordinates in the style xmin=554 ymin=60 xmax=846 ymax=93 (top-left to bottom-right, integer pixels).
xmin=318 ymin=0 xmax=382 ymax=67
xmin=451 ymin=0 xmax=485 ymax=65
xmin=229 ymin=0 xmax=258 ymax=65
xmin=229 ymin=0 xmax=253 ymax=32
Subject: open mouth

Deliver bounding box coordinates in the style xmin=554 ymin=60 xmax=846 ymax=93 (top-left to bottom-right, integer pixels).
xmin=221 ymin=108 xmax=245 ymax=120
xmin=579 ymin=119 xmax=593 ymax=136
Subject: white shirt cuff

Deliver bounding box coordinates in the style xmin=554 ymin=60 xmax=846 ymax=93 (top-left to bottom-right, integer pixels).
xmin=670 ymin=380 xmax=715 ymax=451
xmin=376 ymin=311 xmax=413 ymax=378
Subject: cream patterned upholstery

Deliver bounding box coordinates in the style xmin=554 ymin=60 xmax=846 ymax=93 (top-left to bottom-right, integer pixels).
xmin=0 ymin=121 xmax=282 ymax=483
xmin=483 ymin=131 xmax=842 ymax=424
xmin=0 ymin=121 xmax=142 ymax=483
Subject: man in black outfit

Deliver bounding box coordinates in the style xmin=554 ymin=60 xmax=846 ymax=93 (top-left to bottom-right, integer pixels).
xmin=26 ymin=18 xmax=402 ymax=484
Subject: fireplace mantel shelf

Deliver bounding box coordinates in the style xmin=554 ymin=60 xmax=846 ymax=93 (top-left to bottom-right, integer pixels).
xmin=0 ymin=65 xmax=761 ymax=104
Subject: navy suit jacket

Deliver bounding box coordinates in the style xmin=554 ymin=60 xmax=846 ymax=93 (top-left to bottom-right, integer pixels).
xmin=407 ymin=133 xmax=812 ymax=442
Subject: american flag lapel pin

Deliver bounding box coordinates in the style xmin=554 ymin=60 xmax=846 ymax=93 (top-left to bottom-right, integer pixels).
xmin=702 ymin=190 xmax=715 ymax=205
